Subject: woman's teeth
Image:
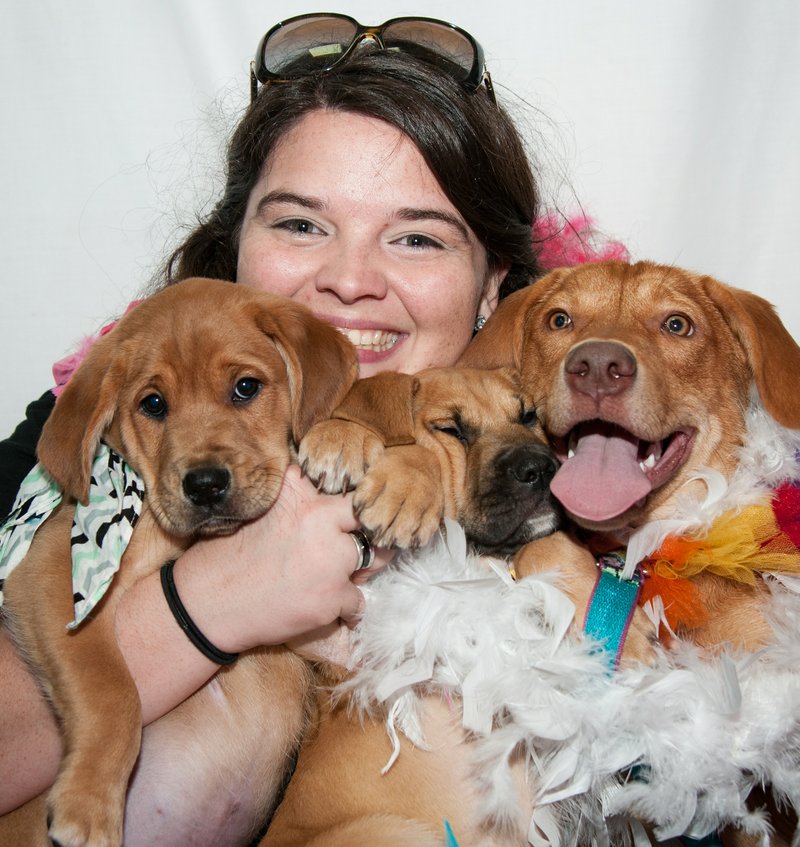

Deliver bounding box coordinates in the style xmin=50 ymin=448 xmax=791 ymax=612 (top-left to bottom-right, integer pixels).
xmin=340 ymin=328 xmax=399 ymax=352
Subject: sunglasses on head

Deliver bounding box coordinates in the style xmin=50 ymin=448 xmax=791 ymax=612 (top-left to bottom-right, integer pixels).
xmin=250 ymin=13 xmax=495 ymax=104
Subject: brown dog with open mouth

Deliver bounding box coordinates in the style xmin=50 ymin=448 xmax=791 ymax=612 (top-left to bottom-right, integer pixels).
xmin=460 ymin=259 xmax=800 ymax=844
xmin=0 ymin=278 xmax=358 ymax=847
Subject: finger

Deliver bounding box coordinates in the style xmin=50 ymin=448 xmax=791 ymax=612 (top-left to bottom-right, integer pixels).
xmin=350 ymin=546 xmax=395 ymax=584
xmin=339 ymin=585 xmax=365 ymax=629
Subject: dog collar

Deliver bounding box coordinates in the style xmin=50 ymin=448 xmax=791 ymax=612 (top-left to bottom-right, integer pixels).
xmin=584 ymin=551 xmax=643 ymax=669
xmin=0 ymin=443 xmax=143 ymax=628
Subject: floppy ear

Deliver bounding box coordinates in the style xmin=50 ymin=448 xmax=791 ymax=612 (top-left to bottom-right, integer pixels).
xmin=457 ymin=268 xmax=572 ymax=369
xmin=255 ymin=301 xmax=359 ymax=442
xmin=37 ymin=335 xmax=127 ymax=504
xmin=703 ymin=277 xmax=800 ymax=429
xmin=329 ymin=372 xmax=418 ymax=447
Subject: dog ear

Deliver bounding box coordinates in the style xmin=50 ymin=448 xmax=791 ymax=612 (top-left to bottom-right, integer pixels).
xmin=458 ymin=268 xmax=572 ymax=369
xmin=329 ymin=372 xmax=418 ymax=446
xmin=703 ymin=277 xmax=800 ymax=428
xmin=36 ymin=335 xmax=127 ymax=504
xmin=256 ymin=301 xmax=359 ymax=442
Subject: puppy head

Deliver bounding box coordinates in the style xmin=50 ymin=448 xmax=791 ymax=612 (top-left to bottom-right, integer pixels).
xmin=412 ymin=366 xmax=562 ymax=555
xmin=462 ymin=261 xmax=800 ymax=532
xmin=37 ymin=278 xmax=358 ymax=536
xmin=327 ymin=366 xmax=561 ymax=555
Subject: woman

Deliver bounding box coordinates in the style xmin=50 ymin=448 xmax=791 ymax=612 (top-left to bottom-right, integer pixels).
xmin=0 ymin=15 xmax=542 ymax=843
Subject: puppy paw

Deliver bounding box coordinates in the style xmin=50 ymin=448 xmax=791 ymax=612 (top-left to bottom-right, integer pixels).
xmin=47 ymin=786 xmax=125 ymax=847
xmin=298 ymin=420 xmax=384 ymax=493
xmin=353 ymin=445 xmax=445 ymax=549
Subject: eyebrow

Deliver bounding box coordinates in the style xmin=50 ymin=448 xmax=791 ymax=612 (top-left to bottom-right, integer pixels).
xmin=254 ymin=192 xmax=470 ymax=240
xmin=255 ymin=191 xmax=325 ymax=216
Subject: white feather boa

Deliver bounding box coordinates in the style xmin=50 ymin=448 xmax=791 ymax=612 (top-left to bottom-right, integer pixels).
xmin=342 ymin=405 xmax=800 ymax=846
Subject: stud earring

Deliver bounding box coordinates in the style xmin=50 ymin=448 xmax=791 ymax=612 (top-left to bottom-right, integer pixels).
xmin=474 ymin=314 xmax=487 ymax=332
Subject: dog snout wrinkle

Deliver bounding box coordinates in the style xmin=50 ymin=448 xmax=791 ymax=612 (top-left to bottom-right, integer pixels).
xmin=565 ymin=341 xmax=636 ymax=400
xmin=183 ymin=466 xmax=231 ymax=507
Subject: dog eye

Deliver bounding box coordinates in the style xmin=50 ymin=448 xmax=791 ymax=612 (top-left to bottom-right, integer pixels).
xmin=140 ymin=393 xmax=167 ymax=418
xmin=520 ymin=408 xmax=538 ymax=426
xmin=433 ymin=423 xmax=469 ymax=447
xmin=548 ymin=310 xmax=572 ymax=330
xmin=233 ymin=377 xmax=262 ymax=403
xmin=663 ymin=314 xmax=694 ymax=337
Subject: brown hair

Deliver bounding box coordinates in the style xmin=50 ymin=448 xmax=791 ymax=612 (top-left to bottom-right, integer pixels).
xmin=165 ymin=49 xmax=542 ymax=299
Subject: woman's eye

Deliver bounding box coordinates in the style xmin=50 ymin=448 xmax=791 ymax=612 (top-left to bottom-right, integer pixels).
xmin=233 ymin=377 xmax=262 ymax=403
xmin=396 ymin=233 xmax=442 ymax=249
xmin=274 ymin=218 xmax=323 ymax=236
xmin=548 ymin=310 xmax=572 ymax=330
xmin=663 ymin=314 xmax=694 ymax=337
xmin=140 ymin=393 xmax=167 ymax=418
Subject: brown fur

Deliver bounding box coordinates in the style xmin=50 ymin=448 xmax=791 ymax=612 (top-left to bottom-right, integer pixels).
xmin=462 ymin=260 xmax=800 ymax=843
xmin=267 ymin=262 xmax=800 ymax=846
xmin=0 ymin=278 xmax=357 ymax=846
xmin=265 ymin=366 xmax=560 ymax=846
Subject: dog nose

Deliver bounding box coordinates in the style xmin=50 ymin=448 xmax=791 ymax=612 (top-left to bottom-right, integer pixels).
xmin=183 ymin=466 xmax=231 ymax=507
xmin=564 ymin=340 xmax=636 ymax=399
xmin=500 ymin=445 xmax=558 ymax=490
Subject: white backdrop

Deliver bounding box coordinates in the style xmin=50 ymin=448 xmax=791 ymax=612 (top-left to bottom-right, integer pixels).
xmin=2 ymin=1 xmax=799 ymax=437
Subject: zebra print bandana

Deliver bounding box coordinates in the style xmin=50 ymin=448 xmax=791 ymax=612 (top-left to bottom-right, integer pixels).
xmin=0 ymin=442 xmax=144 ymax=628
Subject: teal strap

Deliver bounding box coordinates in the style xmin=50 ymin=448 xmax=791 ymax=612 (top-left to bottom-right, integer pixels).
xmin=444 ymin=820 xmax=460 ymax=846
xmin=583 ymin=553 xmax=642 ymax=669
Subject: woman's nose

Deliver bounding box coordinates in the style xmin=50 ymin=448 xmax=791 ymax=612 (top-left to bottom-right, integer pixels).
xmin=314 ymin=245 xmax=388 ymax=303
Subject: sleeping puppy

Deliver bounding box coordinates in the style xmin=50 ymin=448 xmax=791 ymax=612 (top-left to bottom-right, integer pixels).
xmin=0 ymin=278 xmax=357 ymax=847
xmin=262 ymin=365 xmax=564 ymax=847
xmin=299 ymin=365 xmax=561 ymax=555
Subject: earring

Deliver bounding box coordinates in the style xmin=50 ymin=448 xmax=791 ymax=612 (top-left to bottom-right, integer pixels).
xmin=474 ymin=314 xmax=487 ymax=332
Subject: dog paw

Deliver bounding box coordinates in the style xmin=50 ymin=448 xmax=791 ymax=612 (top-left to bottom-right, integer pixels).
xmin=47 ymin=770 xmax=127 ymax=847
xmin=353 ymin=446 xmax=445 ymax=549
xmin=299 ymin=420 xmax=384 ymax=493
xmin=47 ymin=804 xmax=123 ymax=847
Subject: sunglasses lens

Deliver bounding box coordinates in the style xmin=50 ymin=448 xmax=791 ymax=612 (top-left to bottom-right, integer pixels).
xmin=262 ymin=16 xmax=358 ymax=76
xmin=381 ymin=20 xmax=476 ymax=82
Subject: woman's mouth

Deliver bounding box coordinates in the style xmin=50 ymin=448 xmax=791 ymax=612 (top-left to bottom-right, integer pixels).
xmin=338 ymin=327 xmax=400 ymax=353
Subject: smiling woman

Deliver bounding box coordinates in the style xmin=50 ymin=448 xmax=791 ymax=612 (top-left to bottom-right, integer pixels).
xmin=237 ymin=110 xmax=501 ymax=375
xmin=0 ymin=20 xmax=544 ymax=846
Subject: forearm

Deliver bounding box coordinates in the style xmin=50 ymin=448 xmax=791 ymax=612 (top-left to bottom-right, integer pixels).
xmin=0 ymin=553 xmax=220 ymax=814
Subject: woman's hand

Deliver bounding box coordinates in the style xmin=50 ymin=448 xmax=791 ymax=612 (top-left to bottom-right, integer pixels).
xmin=168 ymin=464 xmax=392 ymax=655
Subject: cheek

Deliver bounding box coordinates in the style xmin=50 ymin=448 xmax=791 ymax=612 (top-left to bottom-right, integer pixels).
xmin=236 ymin=237 xmax=305 ymax=297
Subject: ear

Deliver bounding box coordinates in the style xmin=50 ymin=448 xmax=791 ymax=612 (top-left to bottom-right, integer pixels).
xmin=330 ymin=372 xmax=418 ymax=446
xmin=703 ymin=277 xmax=800 ymax=428
xmin=37 ymin=335 xmax=126 ymax=504
xmin=459 ymin=268 xmax=572 ymax=369
xmin=255 ymin=301 xmax=359 ymax=442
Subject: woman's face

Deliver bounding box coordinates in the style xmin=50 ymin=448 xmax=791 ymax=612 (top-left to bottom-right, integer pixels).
xmin=237 ymin=109 xmax=505 ymax=376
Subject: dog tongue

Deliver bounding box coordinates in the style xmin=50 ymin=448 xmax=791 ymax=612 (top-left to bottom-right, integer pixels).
xmin=550 ymin=424 xmax=653 ymax=522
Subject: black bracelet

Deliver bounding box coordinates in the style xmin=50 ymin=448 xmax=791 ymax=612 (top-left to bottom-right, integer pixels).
xmin=160 ymin=560 xmax=239 ymax=666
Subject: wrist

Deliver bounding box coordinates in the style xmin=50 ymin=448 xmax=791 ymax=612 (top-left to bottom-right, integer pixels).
xmin=160 ymin=561 xmax=239 ymax=665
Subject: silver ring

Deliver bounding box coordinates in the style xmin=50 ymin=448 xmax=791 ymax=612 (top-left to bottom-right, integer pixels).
xmin=349 ymin=529 xmax=375 ymax=572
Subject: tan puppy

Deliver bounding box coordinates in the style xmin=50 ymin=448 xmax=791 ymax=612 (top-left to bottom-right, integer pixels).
xmin=461 ymin=260 xmax=800 ymax=654
xmin=0 ymin=278 xmax=357 ymax=847
xmin=461 ymin=260 xmax=800 ymax=844
xmin=263 ymin=366 xmax=562 ymax=847
xmin=299 ymin=366 xmax=561 ymax=554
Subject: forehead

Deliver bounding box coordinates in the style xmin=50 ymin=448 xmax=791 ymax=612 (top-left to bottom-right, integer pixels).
xmin=537 ymin=264 xmax=711 ymax=316
xmin=261 ymin=108 xmax=462 ymax=214
xmin=415 ymin=368 xmax=523 ymax=416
